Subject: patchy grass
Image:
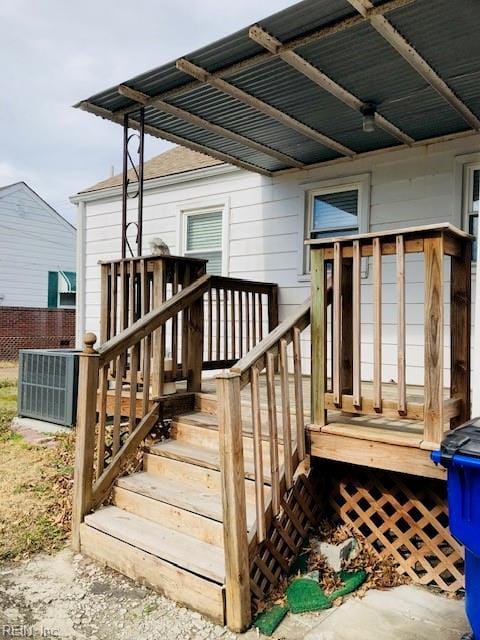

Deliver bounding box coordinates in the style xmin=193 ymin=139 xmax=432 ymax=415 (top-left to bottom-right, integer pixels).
xmin=0 ymin=385 xmax=75 ymax=561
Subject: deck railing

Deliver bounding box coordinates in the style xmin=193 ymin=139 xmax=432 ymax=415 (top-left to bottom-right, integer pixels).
xmin=308 ymin=223 xmax=472 ymax=448
xmin=72 ymin=268 xmax=278 ymax=551
xmin=99 ymin=255 xmax=278 ymax=394
xmin=216 ymin=297 xmax=316 ymax=630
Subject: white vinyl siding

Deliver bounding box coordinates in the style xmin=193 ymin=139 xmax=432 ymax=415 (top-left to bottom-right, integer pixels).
xmin=185 ymin=210 xmax=223 ymax=275
xmin=79 ymin=133 xmax=480 ymax=386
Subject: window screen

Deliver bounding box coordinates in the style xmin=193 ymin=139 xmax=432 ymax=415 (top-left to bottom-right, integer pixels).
xmin=311 ymin=189 xmax=359 ymax=239
xmin=185 ymin=211 xmax=223 ymax=275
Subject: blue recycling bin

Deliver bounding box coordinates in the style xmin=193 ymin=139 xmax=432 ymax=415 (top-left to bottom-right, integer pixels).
xmin=432 ymin=419 xmax=480 ymax=639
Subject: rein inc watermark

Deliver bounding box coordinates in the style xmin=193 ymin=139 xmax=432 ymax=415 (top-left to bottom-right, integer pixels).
xmin=1 ymin=625 xmax=59 ymax=638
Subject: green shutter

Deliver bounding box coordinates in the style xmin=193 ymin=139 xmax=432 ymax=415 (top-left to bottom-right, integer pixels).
xmin=48 ymin=271 xmax=58 ymax=308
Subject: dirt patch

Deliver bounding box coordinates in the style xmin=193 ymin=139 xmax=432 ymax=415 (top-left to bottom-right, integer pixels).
xmin=0 ymin=361 xmax=18 ymax=384
xmin=0 ymin=549 xmax=239 ymax=640
xmin=0 ymin=384 xmax=75 ymax=561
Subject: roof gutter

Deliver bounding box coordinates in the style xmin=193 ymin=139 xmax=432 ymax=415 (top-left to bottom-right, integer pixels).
xmin=69 ymin=162 xmax=241 ymax=204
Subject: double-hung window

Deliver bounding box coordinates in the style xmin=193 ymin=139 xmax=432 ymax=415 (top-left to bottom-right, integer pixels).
xmin=304 ymin=176 xmax=369 ymax=274
xmin=184 ymin=210 xmax=223 ymax=275
xmin=464 ymin=164 xmax=480 ymax=258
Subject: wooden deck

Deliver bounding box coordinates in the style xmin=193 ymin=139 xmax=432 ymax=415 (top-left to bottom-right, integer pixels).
xmin=199 ymin=375 xmax=446 ymax=480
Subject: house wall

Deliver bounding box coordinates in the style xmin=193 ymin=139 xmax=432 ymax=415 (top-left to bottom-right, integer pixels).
xmin=76 ymin=133 xmax=480 ymax=386
xmin=0 ymin=184 xmax=76 ymax=308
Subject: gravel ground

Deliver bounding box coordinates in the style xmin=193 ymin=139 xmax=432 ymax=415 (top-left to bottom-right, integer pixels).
xmin=0 ymin=548 xmax=469 ymax=640
xmin=0 ymin=549 xmax=242 ymax=640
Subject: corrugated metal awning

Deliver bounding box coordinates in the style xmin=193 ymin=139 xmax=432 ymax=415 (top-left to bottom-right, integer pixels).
xmin=76 ymin=0 xmax=480 ymax=176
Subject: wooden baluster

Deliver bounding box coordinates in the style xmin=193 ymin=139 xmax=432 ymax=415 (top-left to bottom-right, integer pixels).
xmin=423 ymin=235 xmax=444 ymax=446
xmin=223 ymin=288 xmax=228 ymax=360
xmin=100 ymin=264 xmax=109 ymax=343
xmin=373 ymin=238 xmax=382 ymax=412
xmin=239 ymin=291 xmax=244 ymax=357
xmin=72 ymin=333 xmax=99 ymax=551
xmin=216 ymin=287 xmax=221 ymax=361
xmin=246 ymin=291 xmax=251 ymax=351
xmin=293 ymin=326 xmax=305 ymax=461
xmin=396 ymin=236 xmax=406 ymax=415
xmin=110 ymin=262 xmax=117 ymax=339
xmin=311 ymin=248 xmax=326 ymax=426
xmin=268 ymin=286 xmax=279 ymax=332
xmin=252 ymin=291 xmax=257 ymax=347
xmin=333 ymin=242 xmax=342 ymax=406
xmin=258 ymin=293 xmax=264 ymax=341
xmin=181 ymin=264 xmax=190 ymax=379
xmin=250 ymin=367 xmax=266 ymax=541
xmin=113 ymin=353 xmax=125 ymax=454
xmin=187 ymin=294 xmax=204 ymax=392
xmin=152 ymin=260 xmax=166 ymax=396
xmin=171 ymin=262 xmax=179 ymax=377
xmin=279 ymin=338 xmax=293 ymax=489
xmin=216 ymin=371 xmax=251 ymax=632
xmin=352 ymin=240 xmax=362 ymax=408
xmin=128 ymin=260 xmax=139 ymax=432
xmin=110 ymin=262 xmax=118 ymax=376
xmin=266 ymin=351 xmax=280 ymax=515
xmin=141 ymin=260 xmax=151 ymax=415
xmin=231 ymin=290 xmax=236 ymax=360
xmin=96 ymin=364 xmax=108 ymax=479
xmin=341 ymin=258 xmax=353 ymax=395
xmin=207 ymin=285 xmax=213 ymax=363
xmin=451 ymin=241 xmax=472 ymax=427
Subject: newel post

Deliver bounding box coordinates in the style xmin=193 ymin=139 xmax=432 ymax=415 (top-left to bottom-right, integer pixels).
xmin=216 ymin=371 xmax=251 ymax=632
xmin=72 ymin=332 xmax=100 ymax=552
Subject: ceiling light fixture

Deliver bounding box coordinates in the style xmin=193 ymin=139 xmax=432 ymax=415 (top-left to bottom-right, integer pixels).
xmin=361 ymin=104 xmax=376 ymax=133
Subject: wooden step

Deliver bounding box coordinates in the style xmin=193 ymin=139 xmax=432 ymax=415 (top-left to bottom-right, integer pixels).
xmin=148 ymin=439 xmax=273 ymax=484
xmin=114 ymin=472 xmax=258 ymax=535
xmin=143 ymin=453 xmax=266 ymax=505
xmin=80 ymin=523 xmax=224 ymax=624
xmin=171 ymin=413 xmax=286 ymax=465
xmin=113 ymin=483 xmax=224 ymax=548
xmin=84 ymin=506 xmax=225 ymax=583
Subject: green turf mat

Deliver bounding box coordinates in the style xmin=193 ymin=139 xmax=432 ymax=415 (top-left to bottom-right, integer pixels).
xmin=254 ymin=604 xmax=289 ymax=636
xmin=286 ymin=578 xmax=332 ymax=614
xmin=329 ymin=570 xmax=367 ymax=601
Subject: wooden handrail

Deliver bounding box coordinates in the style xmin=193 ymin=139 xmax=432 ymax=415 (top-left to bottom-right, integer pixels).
xmin=98 ymin=273 xmax=212 ymax=364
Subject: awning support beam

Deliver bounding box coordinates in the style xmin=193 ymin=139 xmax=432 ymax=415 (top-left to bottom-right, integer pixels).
xmin=248 ymin=25 xmax=414 ymax=146
xmin=346 ymin=0 xmax=480 ymax=131
xmin=78 ymin=101 xmax=273 ymax=177
xmin=175 ymin=58 xmax=356 ymax=158
xmin=117 ymin=84 xmax=304 ymax=169
xmin=113 ymin=0 xmax=415 ymax=116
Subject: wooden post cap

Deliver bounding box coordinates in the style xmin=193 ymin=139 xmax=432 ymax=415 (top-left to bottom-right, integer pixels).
xmin=83 ymin=332 xmax=98 ymax=354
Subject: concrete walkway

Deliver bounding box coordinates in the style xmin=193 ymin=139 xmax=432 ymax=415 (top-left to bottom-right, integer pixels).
xmin=257 ymin=585 xmax=470 ymax=640
xmin=0 ymin=549 xmax=470 ymax=640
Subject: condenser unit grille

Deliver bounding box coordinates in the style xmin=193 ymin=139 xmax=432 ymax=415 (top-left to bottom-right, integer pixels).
xmin=18 ymin=350 xmax=79 ymax=426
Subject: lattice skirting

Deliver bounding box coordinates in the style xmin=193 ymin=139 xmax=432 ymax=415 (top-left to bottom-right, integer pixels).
xmin=249 ymin=472 xmax=321 ymax=609
xmin=327 ymin=463 xmax=464 ymax=593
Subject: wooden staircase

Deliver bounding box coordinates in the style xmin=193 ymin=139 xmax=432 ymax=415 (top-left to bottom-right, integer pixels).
xmin=80 ymin=407 xmax=274 ymax=623
xmin=73 ymin=271 xmax=317 ymax=631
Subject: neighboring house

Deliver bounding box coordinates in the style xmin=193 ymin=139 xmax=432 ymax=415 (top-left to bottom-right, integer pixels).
xmin=0 ymin=182 xmax=76 ymax=359
xmin=72 ymin=137 xmax=480 ymax=387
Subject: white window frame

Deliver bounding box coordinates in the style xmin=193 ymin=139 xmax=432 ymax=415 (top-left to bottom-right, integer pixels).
xmin=176 ymin=198 xmax=230 ymax=276
xmin=462 ymin=161 xmax=480 ymax=241
xmin=299 ymin=173 xmax=371 ymax=278
xmin=57 ymin=271 xmax=76 ymax=309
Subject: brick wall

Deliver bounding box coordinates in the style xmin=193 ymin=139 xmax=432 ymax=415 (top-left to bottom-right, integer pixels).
xmin=0 ymin=307 xmax=76 ymax=360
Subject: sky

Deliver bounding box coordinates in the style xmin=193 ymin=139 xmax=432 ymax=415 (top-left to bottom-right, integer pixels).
xmin=0 ymin=0 xmax=294 ymax=226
